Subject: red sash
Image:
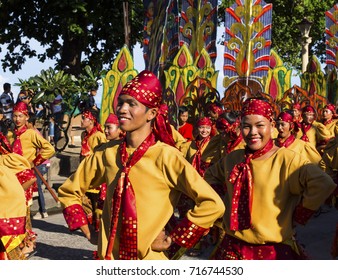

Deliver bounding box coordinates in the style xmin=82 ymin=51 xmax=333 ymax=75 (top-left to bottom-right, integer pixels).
xmin=191 ymin=136 xmax=210 ymax=177
xmin=276 ymin=134 xmax=296 ymax=148
xmin=299 ymin=123 xmax=311 ymax=142
xmin=13 ymin=126 xmax=27 ymax=156
xmin=105 ymin=133 xmax=156 ymax=260
xmin=228 ymin=139 xmax=274 ymax=231
xmin=81 ymin=127 xmax=98 ymax=157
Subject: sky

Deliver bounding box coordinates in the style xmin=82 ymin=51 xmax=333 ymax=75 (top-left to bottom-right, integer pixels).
xmin=0 ymin=34 xmax=301 ymax=107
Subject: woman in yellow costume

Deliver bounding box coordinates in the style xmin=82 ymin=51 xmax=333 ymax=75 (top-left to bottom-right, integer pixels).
xmin=79 ymin=108 xmax=107 ymax=231
xmin=0 ymin=132 xmax=36 ymax=259
xmin=275 ymin=111 xmax=322 ymax=164
xmin=58 ymin=70 xmax=224 ymax=260
xmin=204 ymin=97 xmax=336 ymax=260
xmin=320 ymin=103 xmax=338 ymax=137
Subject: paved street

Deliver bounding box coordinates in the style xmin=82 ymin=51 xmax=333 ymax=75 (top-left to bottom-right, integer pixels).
xmin=29 ymin=191 xmax=338 ymax=260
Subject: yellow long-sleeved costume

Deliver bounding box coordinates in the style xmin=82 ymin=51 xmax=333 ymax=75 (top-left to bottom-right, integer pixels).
xmin=58 ymin=140 xmax=225 ymax=260
xmin=204 ymin=147 xmax=336 ymax=247
xmin=0 ymin=165 xmax=27 ymax=259
xmin=8 ymin=128 xmax=55 ymax=165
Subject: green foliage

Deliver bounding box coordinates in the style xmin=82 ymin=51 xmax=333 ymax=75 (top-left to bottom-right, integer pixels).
xmin=0 ymin=0 xmax=144 ymax=74
xmin=14 ymin=65 xmax=102 ymax=113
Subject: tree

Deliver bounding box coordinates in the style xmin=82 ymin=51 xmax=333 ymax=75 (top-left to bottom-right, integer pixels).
xmin=0 ymin=0 xmax=144 ymax=75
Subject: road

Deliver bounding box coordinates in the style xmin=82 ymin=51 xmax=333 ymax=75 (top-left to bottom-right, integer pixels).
xmin=29 ymin=199 xmax=338 ymax=260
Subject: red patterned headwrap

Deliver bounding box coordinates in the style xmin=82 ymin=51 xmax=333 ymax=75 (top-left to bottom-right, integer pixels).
xmin=13 ymin=102 xmax=29 ymax=116
xmin=82 ymin=109 xmax=103 ymax=133
xmin=302 ymin=105 xmax=316 ymax=114
xmin=196 ymin=117 xmax=213 ymax=127
xmin=292 ymin=103 xmax=301 ymax=110
xmin=208 ymin=103 xmax=223 ymax=115
xmin=216 ymin=118 xmax=231 ymax=132
xmin=105 ymin=113 xmax=119 ymax=125
xmin=119 ymin=70 xmax=175 ymax=147
xmin=241 ymin=98 xmax=274 ymax=122
xmin=324 ymin=104 xmax=336 ymax=113
xmin=120 ymin=70 xmax=162 ymax=109
xmin=277 ymin=111 xmax=294 ymax=123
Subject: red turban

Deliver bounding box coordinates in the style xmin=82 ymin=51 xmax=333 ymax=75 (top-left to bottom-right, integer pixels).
xmin=208 ymin=103 xmax=223 ymax=114
xmin=277 ymin=111 xmax=294 ymax=123
xmin=13 ymin=102 xmax=28 ymax=116
xmin=82 ymin=109 xmax=103 ymax=132
xmin=241 ymin=98 xmax=274 ymax=121
xmin=216 ymin=118 xmax=231 ymax=132
xmin=105 ymin=113 xmax=119 ymax=125
xmin=119 ymin=70 xmax=162 ymax=108
xmin=324 ymin=104 xmax=336 ymax=113
xmin=292 ymin=103 xmax=301 ymax=110
xmin=196 ymin=117 xmax=213 ymax=127
xmin=302 ymin=105 xmax=316 ymax=114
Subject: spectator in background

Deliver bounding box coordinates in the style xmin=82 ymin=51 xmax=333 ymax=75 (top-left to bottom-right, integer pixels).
xmin=0 ymin=83 xmax=14 ymax=120
xmin=85 ymin=84 xmax=100 ymax=112
xmin=50 ymin=94 xmax=64 ymax=144
xmin=27 ymin=113 xmax=50 ymax=219
xmin=178 ymin=106 xmax=194 ymax=141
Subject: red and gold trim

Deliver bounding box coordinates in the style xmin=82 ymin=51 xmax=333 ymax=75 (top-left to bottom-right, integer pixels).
xmin=293 ymin=203 xmax=316 ymax=225
xmin=16 ymin=168 xmax=36 ymax=185
xmin=63 ymin=204 xmax=88 ymax=230
xmin=32 ymin=154 xmax=46 ymax=166
xmin=169 ymin=217 xmax=209 ymax=248
xmin=0 ymin=216 xmax=26 ymax=237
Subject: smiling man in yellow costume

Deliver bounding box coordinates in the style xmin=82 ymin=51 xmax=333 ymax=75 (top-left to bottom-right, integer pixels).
xmin=58 ymin=70 xmax=225 ymax=260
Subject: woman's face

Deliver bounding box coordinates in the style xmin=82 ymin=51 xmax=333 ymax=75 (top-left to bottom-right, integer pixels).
xmin=241 ymin=114 xmax=274 ymax=151
xmin=322 ymin=109 xmax=333 ymax=121
xmin=198 ymin=125 xmax=212 ymax=139
xmin=276 ymin=120 xmax=292 ymax=139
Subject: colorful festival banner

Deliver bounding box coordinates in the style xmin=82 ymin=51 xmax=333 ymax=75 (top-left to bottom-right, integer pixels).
xmin=223 ymin=0 xmax=272 ymax=81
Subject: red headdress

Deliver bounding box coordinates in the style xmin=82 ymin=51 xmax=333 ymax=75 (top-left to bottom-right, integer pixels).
xmin=208 ymin=103 xmax=223 ymax=115
xmin=292 ymin=103 xmax=301 ymax=110
xmin=276 ymin=111 xmax=294 ymax=128
xmin=302 ymin=105 xmax=316 ymax=114
xmin=196 ymin=117 xmax=213 ymax=127
xmin=241 ymin=98 xmax=274 ymax=122
xmin=13 ymin=102 xmax=29 ymax=116
xmin=324 ymin=104 xmax=336 ymax=114
xmin=105 ymin=113 xmax=119 ymax=125
xmin=119 ymin=70 xmax=175 ymax=147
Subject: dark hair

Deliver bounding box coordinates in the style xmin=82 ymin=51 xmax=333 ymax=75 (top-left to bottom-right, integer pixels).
xmin=219 ymin=111 xmax=240 ymax=124
xmin=3 ymin=83 xmax=11 ymax=91
xmin=28 ymin=112 xmax=37 ymax=126
xmin=178 ymin=106 xmax=189 ymax=115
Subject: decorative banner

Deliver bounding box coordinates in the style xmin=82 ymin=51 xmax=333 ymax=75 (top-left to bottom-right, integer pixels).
xmin=179 ymin=0 xmax=218 ymax=64
xmin=142 ymin=0 xmax=170 ymax=76
xmin=223 ymin=0 xmax=272 ymax=80
xmin=160 ymin=0 xmax=179 ymax=69
xmin=325 ymin=4 xmax=338 ymax=72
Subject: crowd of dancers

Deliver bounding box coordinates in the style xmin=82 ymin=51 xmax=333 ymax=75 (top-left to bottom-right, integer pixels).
xmin=1 ymin=71 xmax=338 ymax=260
